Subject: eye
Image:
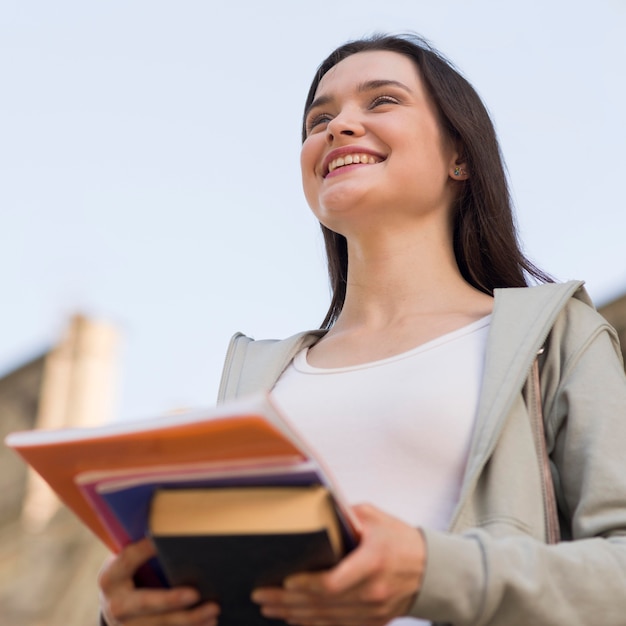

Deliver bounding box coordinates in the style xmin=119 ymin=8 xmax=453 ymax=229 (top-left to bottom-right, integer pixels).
xmin=370 ymin=94 xmax=400 ymax=108
xmin=305 ymin=112 xmax=333 ymax=135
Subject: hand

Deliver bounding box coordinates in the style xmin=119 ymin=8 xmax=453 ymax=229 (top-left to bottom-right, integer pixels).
xmin=98 ymin=538 xmax=220 ymax=626
xmin=251 ymin=503 xmax=427 ymax=626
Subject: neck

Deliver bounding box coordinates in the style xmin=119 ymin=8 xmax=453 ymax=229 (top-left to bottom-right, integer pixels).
xmin=334 ymin=222 xmax=482 ymax=329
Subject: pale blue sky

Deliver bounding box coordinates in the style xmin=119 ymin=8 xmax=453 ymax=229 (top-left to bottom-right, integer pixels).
xmin=2 ymin=0 xmax=625 ymax=419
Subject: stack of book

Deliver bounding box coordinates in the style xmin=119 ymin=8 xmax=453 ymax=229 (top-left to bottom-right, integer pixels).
xmin=6 ymin=394 xmax=358 ymax=624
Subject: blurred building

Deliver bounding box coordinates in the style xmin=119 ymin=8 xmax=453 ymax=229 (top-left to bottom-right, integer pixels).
xmin=599 ymin=293 xmax=626 ymax=364
xmin=0 ymin=316 xmax=118 ymax=626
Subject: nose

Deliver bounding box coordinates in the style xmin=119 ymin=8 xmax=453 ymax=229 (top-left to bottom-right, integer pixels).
xmin=326 ymin=108 xmax=364 ymax=144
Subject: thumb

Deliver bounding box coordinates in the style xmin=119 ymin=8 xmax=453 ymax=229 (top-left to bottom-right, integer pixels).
xmin=285 ymin=533 xmax=377 ymax=594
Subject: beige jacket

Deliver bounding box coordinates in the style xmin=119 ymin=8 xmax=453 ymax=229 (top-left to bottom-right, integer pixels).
xmin=217 ymin=281 xmax=626 ymax=625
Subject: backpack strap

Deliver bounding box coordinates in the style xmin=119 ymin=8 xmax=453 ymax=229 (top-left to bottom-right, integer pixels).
xmin=529 ymin=350 xmax=561 ymax=544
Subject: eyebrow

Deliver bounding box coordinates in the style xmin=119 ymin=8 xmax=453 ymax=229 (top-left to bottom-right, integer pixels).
xmin=305 ymin=79 xmax=413 ymax=119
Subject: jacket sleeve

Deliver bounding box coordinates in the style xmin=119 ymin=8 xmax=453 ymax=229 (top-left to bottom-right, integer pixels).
xmin=411 ymin=317 xmax=626 ymax=625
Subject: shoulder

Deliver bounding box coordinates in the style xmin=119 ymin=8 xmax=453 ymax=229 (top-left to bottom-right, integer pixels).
xmin=481 ymin=281 xmax=621 ymax=398
xmin=539 ymin=283 xmax=622 ymax=360
xmin=530 ymin=283 xmax=625 ymax=416
xmin=493 ymin=280 xmax=590 ymax=314
xmin=217 ymin=329 xmax=325 ymax=403
xmin=493 ymin=280 xmax=615 ymax=345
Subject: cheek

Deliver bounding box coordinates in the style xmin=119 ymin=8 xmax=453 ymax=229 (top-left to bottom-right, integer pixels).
xmin=300 ymin=137 xmax=318 ymax=174
xmin=300 ymin=140 xmax=321 ymax=208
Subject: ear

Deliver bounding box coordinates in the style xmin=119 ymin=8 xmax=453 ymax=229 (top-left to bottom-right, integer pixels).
xmin=450 ymin=158 xmax=469 ymax=181
xmin=448 ymin=140 xmax=469 ymax=180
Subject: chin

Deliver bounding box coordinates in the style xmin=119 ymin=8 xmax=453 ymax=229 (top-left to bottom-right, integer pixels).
xmin=318 ymin=185 xmax=378 ymax=215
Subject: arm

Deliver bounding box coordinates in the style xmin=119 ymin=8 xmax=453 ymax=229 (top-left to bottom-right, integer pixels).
xmin=412 ymin=322 xmax=626 ymax=625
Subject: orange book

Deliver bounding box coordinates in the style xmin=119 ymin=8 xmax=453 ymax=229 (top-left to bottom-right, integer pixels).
xmin=5 ymin=394 xmax=358 ymax=555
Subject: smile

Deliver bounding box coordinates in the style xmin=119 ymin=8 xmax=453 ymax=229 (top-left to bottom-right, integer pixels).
xmin=326 ymin=153 xmax=382 ymax=175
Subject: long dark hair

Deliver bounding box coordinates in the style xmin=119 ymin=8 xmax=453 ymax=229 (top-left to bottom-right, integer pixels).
xmin=302 ymin=33 xmax=551 ymax=329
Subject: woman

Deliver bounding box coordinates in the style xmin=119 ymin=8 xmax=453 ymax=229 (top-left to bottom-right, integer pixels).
xmin=99 ymin=34 xmax=626 ymax=626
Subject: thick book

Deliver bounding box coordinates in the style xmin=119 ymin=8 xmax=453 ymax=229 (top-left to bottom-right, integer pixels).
xmin=149 ymin=485 xmax=342 ymax=625
xmin=5 ymin=393 xmax=359 ymax=589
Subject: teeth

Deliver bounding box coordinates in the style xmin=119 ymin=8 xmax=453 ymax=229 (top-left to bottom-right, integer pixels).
xmin=327 ymin=153 xmax=379 ymax=173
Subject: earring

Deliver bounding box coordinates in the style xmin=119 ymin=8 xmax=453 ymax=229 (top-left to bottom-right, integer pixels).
xmin=454 ymin=166 xmax=464 ymax=177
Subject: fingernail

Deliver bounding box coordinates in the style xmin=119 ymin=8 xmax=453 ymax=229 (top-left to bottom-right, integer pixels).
xmin=284 ymin=578 xmax=302 ymax=590
xmin=179 ymin=589 xmax=200 ymax=604
xmin=199 ymin=603 xmax=220 ymax=617
xmin=260 ymin=606 xmax=282 ymax=618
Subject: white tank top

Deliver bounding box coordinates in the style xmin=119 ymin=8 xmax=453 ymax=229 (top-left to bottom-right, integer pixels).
xmin=271 ymin=316 xmax=490 ymax=626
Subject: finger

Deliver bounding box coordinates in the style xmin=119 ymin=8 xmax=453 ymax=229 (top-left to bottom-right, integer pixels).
xmin=252 ymin=587 xmax=315 ymax=606
xmin=284 ymin=541 xmax=376 ymax=595
xmin=351 ymin=502 xmax=380 ymax=521
xmin=108 ymin=587 xmax=205 ymax=620
xmin=99 ymin=539 xmax=158 ymax=591
xmin=259 ymin=599 xmax=385 ymax=626
xmin=252 ymin=585 xmax=360 ymax=609
xmin=113 ymin=601 xmax=220 ymax=626
xmin=283 ymin=505 xmax=386 ymax=596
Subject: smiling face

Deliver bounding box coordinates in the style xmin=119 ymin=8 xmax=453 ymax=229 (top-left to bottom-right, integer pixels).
xmin=301 ymin=50 xmax=465 ymax=238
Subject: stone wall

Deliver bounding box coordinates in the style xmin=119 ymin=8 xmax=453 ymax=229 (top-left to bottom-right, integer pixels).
xmin=0 ymin=356 xmax=45 ymax=527
xmin=0 ymin=317 xmax=117 ymax=626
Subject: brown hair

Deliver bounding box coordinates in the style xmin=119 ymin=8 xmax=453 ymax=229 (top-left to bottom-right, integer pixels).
xmin=302 ymin=33 xmax=551 ymax=329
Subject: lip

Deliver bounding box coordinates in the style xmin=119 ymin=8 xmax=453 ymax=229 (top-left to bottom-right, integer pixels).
xmin=321 ymin=146 xmax=386 ymax=178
